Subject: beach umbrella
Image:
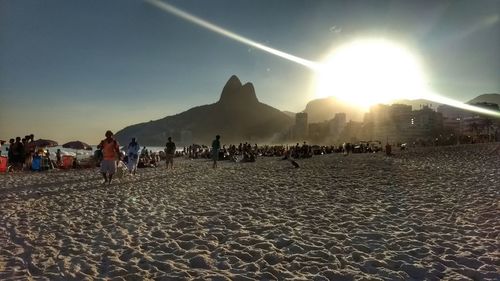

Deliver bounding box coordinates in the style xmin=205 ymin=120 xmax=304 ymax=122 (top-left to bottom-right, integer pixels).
xmin=62 ymin=140 xmax=93 ymax=150
xmin=33 ymin=139 xmax=58 ymax=147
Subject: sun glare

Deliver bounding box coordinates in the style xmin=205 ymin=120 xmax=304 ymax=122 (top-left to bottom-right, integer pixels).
xmin=315 ymin=39 xmax=427 ymax=109
xmin=147 ymin=1 xmax=500 ymax=117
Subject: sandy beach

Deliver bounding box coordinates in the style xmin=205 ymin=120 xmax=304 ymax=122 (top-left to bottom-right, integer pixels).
xmin=0 ymin=143 xmax=499 ymax=280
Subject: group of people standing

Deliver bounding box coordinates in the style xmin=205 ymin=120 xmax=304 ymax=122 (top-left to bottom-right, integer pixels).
xmin=97 ymin=130 xmax=222 ymax=185
xmin=4 ymin=134 xmax=41 ymax=171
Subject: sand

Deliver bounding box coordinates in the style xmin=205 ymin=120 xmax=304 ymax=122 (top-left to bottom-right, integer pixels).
xmin=0 ymin=143 xmax=499 ymax=280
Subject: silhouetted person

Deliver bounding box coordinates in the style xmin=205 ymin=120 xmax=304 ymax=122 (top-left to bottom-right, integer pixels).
xmin=385 ymin=143 xmax=392 ymax=156
xmin=165 ymin=137 xmax=176 ymax=169
xmin=7 ymin=139 xmax=14 ymax=165
xmin=56 ymin=149 xmax=62 ymax=166
xmin=212 ymin=135 xmax=221 ymax=169
xmin=13 ymin=137 xmax=24 ymax=169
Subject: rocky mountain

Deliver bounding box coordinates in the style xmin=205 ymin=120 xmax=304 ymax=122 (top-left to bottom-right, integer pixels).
xmin=303 ymin=97 xmax=365 ymax=123
xmin=115 ymin=76 xmax=293 ymax=146
xmin=467 ymin=93 xmax=500 ymax=105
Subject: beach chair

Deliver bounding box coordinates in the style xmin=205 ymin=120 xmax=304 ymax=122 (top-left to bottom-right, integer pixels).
xmin=41 ymin=157 xmax=52 ymax=170
xmin=0 ymin=156 xmax=7 ymax=173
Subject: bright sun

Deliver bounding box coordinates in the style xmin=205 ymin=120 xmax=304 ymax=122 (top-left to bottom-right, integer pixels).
xmin=315 ymin=39 xmax=428 ymax=109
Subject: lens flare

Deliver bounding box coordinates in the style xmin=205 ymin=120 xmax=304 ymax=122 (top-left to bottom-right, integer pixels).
xmin=145 ymin=0 xmax=319 ymax=70
xmin=145 ymin=0 xmax=500 ymax=118
xmin=422 ymin=91 xmax=500 ymax=117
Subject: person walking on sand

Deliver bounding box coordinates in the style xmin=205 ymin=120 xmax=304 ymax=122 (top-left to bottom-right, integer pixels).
xmin=211 ymin=135 xmax=221 ymax=169
xmin=98 ymin=130 xmax=120 ymax=185
xmin=164 ymin=137 xmax=176 ymax=169
xmin=127 ymin=137 xmax=140 ymax=175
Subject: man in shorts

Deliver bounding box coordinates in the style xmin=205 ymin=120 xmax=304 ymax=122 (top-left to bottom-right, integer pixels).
xmin=98 ymin=130 xmax=120 ymax=185
xmin=164 ymin=137 xmax=176 ymax=169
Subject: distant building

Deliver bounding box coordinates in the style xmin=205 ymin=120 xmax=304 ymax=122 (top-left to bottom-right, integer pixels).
xmin=437 ymin=104 xmax=470 ymax=134
xmin=294 ymin=112 xmax=308 ymax=140
xmin=311 ymin=100 xmax=497 ymax=145
xmin=329 ymin=113 xmax=347 ymax=136
xmin=308 ymin=122 xmax=330 ymax=143
xmin=406 ymin=105 xmax=443 ymax=140
xmin=338 ymin=121 xmax=364 ymax=143
xmin=391 ymin=104 xmax=413 ymax=119
xmin=438 ymin=102 xmax=500 ymax=142
xmin=363 ymin=104 xmax=443 ymax=143
xmin=307 ymin=112 xmax=348 ymax=143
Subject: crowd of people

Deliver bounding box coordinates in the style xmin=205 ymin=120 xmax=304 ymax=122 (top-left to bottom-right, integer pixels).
xmin=1 ymin=130 xmax=395 ymax=184
xmin=1 ymin=134 xmax=60 ymax=172
xmin=116 ymin=138 xmax=387 ymax=171
xmin=179 ymin=141 xmax=379 ymax=161
xmin=88 ymin=131 xmax=500 ymax=185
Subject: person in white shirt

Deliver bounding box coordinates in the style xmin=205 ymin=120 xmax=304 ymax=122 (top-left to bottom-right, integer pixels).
xmin=127 ymin=137 xmax=140 ymax=175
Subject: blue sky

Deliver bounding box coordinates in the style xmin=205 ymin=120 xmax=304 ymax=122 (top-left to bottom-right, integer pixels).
xmin=1 ymin=0 xmax=498 ymax=144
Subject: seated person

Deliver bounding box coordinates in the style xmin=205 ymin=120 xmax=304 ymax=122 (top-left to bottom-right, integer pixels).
xmin=149 ymin=157 xmax=157 ymax=167
xmin=137 ymin=158 xmax=146 ymax=168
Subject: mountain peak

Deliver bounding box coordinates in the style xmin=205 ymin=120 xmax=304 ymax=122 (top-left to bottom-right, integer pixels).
xmin=115 ymin=75 xmax=292 ymax=145
xmin=467 ymin=93 xmax=500 ymax=105
xmin=219 ymin=76 xmax=259 ymax=105
xmin=238 ymin=83 xmax=258 ymax=103
xmin=220 ymin=75 xmax=242 ymax=102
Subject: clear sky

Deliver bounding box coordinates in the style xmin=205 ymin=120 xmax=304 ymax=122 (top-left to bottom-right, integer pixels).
xmin=1 ymin=0 xmax=498 ymax=144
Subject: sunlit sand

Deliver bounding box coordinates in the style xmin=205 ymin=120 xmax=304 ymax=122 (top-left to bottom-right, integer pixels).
xmin=1 ymin=143 xmax=498 ymax=280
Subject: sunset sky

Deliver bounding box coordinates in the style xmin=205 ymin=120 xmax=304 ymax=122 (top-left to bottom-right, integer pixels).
xmin=1 ymin=0 xmax=498 ymax=144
